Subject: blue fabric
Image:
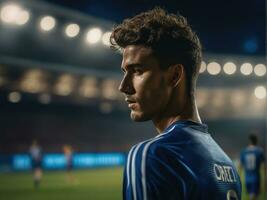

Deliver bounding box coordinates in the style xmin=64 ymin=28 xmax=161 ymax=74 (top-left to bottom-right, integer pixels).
xmin=123 ymin=121 xmax=242 ymax=200
xmin=240 ymin=146 xmax=264 ymax=194
xmin=245 ymin=181 xmax=260 ymax=195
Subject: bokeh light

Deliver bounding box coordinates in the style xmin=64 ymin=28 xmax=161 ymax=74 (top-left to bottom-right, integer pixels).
xmin=207 ymin=62 xmax=221 ymax=75
xmin=8 ymin=91 xmax=21 ymax=103
xmin=40 ymin=16 xmax=56 ymax=31
xmin=15 ymin=10 xmax=30 ymax=25
xmin=102 ymin=31 xmax=112 ymax=46
xmin=240 ymin=63 xmax=253 ymax=75
xmin=86 ymin=28 xmax=102 ymax=44
xmin=254 ymin=64 xmax=266 ymax=77
xmin=65 ymin=23 xmax=80 ymax=38
xmin=199 ymin=61 xmax=206 ymax=73
xmin=254 ymin=86 xmax=266 ymax=99
xmin=223 ymin=62 xmax=236 ymax=75
xmin=0 ymin=4 xmax=30 ymax=25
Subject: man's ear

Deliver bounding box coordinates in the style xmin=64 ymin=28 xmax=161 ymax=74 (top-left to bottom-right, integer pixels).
xmin=168 ymin=64 xmax=184 ymax=87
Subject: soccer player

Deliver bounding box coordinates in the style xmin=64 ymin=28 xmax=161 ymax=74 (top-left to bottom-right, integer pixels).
xmin=63 ymin=144 xmax=75 ymax=183
xmin=240 ymin=134 xmax=265 ymax=200
xmin=29 ymin=140 xmax=42 ymax=188
xmin=110 ymin=7 xmax=242 ymax=200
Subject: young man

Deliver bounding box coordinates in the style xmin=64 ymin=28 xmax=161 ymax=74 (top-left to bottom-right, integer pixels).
xmin=111 ymin=8 xmax=241 ymax=200
xmin=63 ymin=144 xmax=75 ymax=183
xmin=240 ymin=134 xmax=265 ymax=200
xmin=29 ymin=140 xmax=42 ymax=188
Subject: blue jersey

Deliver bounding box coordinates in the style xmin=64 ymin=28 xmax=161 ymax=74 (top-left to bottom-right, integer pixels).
xmin=240 ymin=146 xmax=264 ymax=183
xmin=123 ymin=121 xmax=241 ymax=200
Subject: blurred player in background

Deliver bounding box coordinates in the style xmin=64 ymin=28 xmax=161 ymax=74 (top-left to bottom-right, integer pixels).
xmin=63 ymin=144 xmax=75 ymax=183
xmin=240 ymin=134 xmax=265 ymax=200
xmin=111 ymin=7 xmax=241 ymax=200
xmin=29 ymin=140 xmax=42 ymax=189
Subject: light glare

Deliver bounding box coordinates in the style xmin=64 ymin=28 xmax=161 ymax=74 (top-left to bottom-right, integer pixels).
xmin=54 ymin=74 xmax=75 ymax=96
xmin=8 ymin=92 xmax=21 ymax=103
xmin=40 ymin=16 xmax=56 ymax=31
xmin=79 ymin=77 xmax=99 ymax=98
xmin=0 ymin=4 xmax=20 ymax=23
xmin=15 ymin=10 xmax=30 ymax=25
xmin=86 ymin=28 xmax=102 ymax=44
xmin=254 ymin=64 xmax=266 ymax=77
xmin=254 ymin=86 xmax=266 ymax=99
xmin=0 ymin=4 xmax=30 ymax=25
xmin=240 ymin=63 xmax=253 ymax=75
xmin=102 ymin=32 xmax=112 ymax=46
xmin=223 ymin=62 xmax=236 ymax=75
xmin=207 ymin=62 xmax=221 ymax=75
xmin=65 ymin=23 xmax=80 ymax=38
xmin=199 ymin=61 xmax=206 ymax=73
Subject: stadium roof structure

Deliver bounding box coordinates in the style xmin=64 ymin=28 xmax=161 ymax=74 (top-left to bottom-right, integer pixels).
xmin=0 ymin=0 xmax=121 ymax=74
xmin=0 ymin=0 xmax=266 ymax=120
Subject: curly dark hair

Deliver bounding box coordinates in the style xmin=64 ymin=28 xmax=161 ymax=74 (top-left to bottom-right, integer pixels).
xmin=110 ymin=7 xmax=202 ymax=97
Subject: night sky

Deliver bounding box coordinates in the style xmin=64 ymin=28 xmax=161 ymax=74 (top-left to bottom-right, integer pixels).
xmin=43 ymin=0 xmax=265 ymax=56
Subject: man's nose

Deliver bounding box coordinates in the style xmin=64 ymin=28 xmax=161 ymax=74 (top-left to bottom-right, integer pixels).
xmin=118 ymin=74 xmax=134 ymax=95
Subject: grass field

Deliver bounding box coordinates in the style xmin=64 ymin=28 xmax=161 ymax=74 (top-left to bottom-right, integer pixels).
xmin=0 ymin=168 xmax=123 ymax=200
xmin=0 ymin=167 xmax=265 ymax=200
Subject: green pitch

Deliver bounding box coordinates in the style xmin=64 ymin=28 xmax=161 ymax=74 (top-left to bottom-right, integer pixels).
xmin=0 ymin=167 xmax=265 ymax=200
xmin=0 ymin=167 xmax=123 ymax=200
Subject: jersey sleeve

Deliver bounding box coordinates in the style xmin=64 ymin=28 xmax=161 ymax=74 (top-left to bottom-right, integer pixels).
xmin=123 ymin=141 xmax=194 ymax=200
xmin=142 ymin=152 xmax=186 ymax=200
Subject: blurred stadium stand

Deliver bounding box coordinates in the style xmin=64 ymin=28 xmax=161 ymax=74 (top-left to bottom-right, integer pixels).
xmin=0 ymin=0 xmax=266 ymax=170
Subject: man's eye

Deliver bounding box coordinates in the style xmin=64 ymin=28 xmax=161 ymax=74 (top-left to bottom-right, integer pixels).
xmin=134 ymin=69 xmax=143 ymax=75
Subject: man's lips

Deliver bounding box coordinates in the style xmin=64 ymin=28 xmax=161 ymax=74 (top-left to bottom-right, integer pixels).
xmin=125 ymin=98 xmax=136 ymax=104
xmin=125 ymin=98 xmax=137 ymax=109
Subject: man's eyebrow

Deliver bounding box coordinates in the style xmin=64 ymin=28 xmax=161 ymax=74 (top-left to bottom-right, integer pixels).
xmin=121 ymin=63 xmax=143 ymax=71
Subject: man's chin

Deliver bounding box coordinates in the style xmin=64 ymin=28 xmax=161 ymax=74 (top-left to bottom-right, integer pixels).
xmin=130 ymin=111 xmax=150 ymax=122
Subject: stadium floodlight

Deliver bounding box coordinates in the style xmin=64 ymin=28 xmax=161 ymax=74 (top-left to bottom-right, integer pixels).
xmin=207 ymin=62 xmax=221 ymax=75
xmin=102 ymin=79 xmax=119 ymax=100
xmin=0 ymin=4 xmax=20 ymax=23
xmin=254 ymin=86 xmax=266 ymax=99
xmin=8 ymin=91 xmax=21 ymax=103
xmin=86 ymin=27 xmax=102 ymax=44
xmin=254 ymin=64 xmax=266 ymax=77
xmin=0 ymin=4 xmax=30 ymax=25
xmin=40 ymin=16 xmax=56 ymax=31
xmin=102 ymin=31 xmax=112 ymax=46
xmin=20 ymin=69 xmax=47 ymax=93
xmin=15 ymin=10 xmax=30 ymax=25
xmin=199 ymin=61 xmax=206 ymax=73
xmin=223 ymin=62 xmax=236 ymax=75
xmin=54 ymin=74 xmax=75 ymax=96
xmin=240 ymin=63 xmax=253 ymax=75
xmin=79 ymin=77 xmax=99 ymax=98
xmin=65 ymin=23 xmax=80 ymax=38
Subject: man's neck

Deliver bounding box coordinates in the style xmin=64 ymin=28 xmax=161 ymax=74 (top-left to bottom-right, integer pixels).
xmin=153 ymin=99 xmax=201 ymax=133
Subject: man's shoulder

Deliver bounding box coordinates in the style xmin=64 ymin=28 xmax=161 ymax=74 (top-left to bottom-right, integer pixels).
xmin=130 ymin=136 xmax=165 ymax=153
xmin=244 ymin=146 xmax=263 ymax=153
xmin=128 ymin=136 xmax=173 ymax=164
xmin=256 ymin=146 xmax=264 ymax=153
